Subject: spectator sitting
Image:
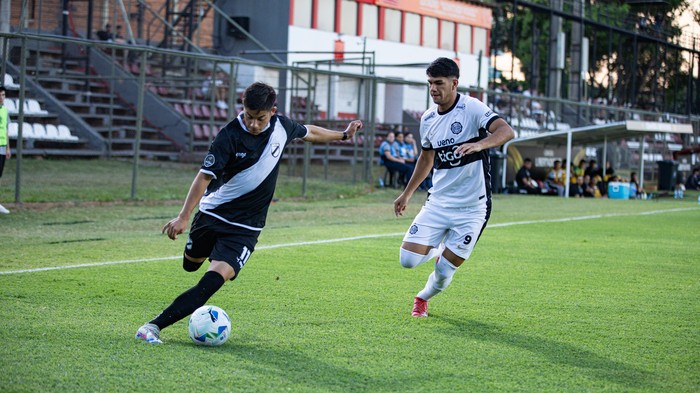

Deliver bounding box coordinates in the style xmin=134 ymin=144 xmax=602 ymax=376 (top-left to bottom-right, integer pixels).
xmin=395 ymin=132 xmax=412 ymax=165
xmin=96 ymin=24 xmax=114 ymax=41
xmin=515 ymin=158 xmax=540 ymax=194
xmin=545 ymin=160 xmax=566 ymax=196
xmin=629 ymin=171 xmax=641 ymax=198
xmin=584 ymin=175 xmax=601 ymax=198
xmin=404 ymin=132 xmax=432 ymax=190
xmin=114 ymin=25 xmax=127 ymax=44
xmin=570 ymin=175 xmax=586 ymax=198
xmin=685 ymin=168 xmax=700 ymax=191
xmin=575 ymin=159 xmax=587 ymax=179
xmin=674 ymin=181 xmax=685 ymax=199
xmin=202 ymin=70 xmax=228 ymax=110
xmin=378 ymin=131 xmax=413 ymax=187
xmin=603 ymin=161 xmax=616 ymax=181
xmin=585 ymin=159 xmax=601 ymax=179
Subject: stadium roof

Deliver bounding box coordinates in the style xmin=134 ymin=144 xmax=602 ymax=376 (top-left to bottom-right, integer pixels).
xmin=501 ymin=120 xmax=695 ymax=194
xmin=505 ymin=120 xmax=693 ymax=148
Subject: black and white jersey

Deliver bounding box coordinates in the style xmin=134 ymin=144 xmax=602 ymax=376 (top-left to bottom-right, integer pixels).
xmin=420 ymin=94 xmax=499 ymax=208
xmin=198 ymin=113 xmax=308 ymax=231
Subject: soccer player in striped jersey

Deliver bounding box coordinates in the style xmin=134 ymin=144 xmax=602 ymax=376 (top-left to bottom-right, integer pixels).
xmin=394 ymin=57 xmax=514 ymax=317
xmin=136 ymin=82 xmax=362 ymax=343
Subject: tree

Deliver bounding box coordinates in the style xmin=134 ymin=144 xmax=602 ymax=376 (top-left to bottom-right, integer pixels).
xmin=495 ymin=0 xmax=697 ymax=115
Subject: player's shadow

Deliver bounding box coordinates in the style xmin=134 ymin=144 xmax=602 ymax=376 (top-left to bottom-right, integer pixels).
xmin=223 ymin=340 xmax=415 ymax=391
xmin=432 ymin=315 xmax=656 ymax=389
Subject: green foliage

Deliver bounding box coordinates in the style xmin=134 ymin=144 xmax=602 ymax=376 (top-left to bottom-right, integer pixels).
xmin=497 ymin=0 xmax=696 ymax=112
xmin=0 ymin=190 xmax=699 ymax=392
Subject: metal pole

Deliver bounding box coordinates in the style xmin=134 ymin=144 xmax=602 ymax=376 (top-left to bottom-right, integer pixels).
xmin=639 ymin=136 xmax=645 ymax=191
xmin=565 ymin=131 xmax=572 ymax=198
xmin=131 ymin=50 xmax=147 ymax=200
xmin=368 ymin=77 xmax=378 ymax=183
xmin=301 ymin=71 xmax=313 ymax=196
xmin=14 ymin=36 xmax=27 ymax=204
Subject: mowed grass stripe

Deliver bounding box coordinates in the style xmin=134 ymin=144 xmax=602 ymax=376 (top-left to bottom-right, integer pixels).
xmin=1 ymin=206 xmax=696 ymax=276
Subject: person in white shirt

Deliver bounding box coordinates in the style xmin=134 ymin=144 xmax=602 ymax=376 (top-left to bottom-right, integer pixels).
xmin=393 ymin=58 xmax=514 ymax=317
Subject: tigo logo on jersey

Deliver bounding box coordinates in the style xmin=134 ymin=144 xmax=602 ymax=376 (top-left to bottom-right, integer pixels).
xmin=450 ymin=122 xmax=463 ymax=135
xmin=203 ymin=154 xmax=215 ymax=167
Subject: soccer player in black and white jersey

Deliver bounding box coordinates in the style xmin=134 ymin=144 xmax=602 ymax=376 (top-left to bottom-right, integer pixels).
xmin=394 ymin=58 xmax=514 ymax=317
xmin=136 ymin=82 xmax=362 ymax=343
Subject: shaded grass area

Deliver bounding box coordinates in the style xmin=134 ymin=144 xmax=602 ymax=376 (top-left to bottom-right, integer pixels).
xmin=0 ymin=183 xmax=698 ymax=391
xmin=0 ymin=157 xmax=373 ymax=203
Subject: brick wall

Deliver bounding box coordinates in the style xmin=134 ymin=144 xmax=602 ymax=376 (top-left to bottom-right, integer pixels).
xmin=10 ymin=0 xmax=214 ymax=49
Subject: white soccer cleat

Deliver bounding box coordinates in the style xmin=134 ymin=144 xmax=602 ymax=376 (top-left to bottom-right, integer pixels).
xmin=0 ymin=204 xmax=9 ymax=214
xmin=135 ymin=323 xmax=163 ymax=344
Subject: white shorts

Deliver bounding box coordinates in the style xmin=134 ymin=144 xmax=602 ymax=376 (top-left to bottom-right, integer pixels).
xmin=402 ymin=200 xmax=489 ymax=260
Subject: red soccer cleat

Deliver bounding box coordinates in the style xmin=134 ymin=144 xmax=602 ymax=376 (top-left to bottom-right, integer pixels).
xmin=412 ymin=296 xmax=428 ymax=317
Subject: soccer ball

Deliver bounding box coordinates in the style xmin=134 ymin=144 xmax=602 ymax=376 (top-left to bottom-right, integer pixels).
xmin=188 ymin=305 xmax=231 ymax=346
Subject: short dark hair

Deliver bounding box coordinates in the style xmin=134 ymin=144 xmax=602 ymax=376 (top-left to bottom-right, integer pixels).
xmin=0 ymin=86 xmax=5 ymax=93
xmin=243 ymin=82 xmax=277 ymax=111
xmin=426 ymin=57 xmax=459 ymax=79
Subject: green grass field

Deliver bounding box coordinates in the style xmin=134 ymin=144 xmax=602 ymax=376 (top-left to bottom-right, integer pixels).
xmin=0 ymin=159 xmax=698 ymax=392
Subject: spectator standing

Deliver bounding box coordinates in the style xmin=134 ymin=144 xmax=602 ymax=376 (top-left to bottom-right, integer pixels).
xmin=0 ymin=86 xmax=10 ymax=214
xmin=515 ymin=158 xmax=540 ymax=194
xmin=135 ymin=82 xmax=362 ymax=344
xmin=393 ymin=57 xmax=514 ymax=317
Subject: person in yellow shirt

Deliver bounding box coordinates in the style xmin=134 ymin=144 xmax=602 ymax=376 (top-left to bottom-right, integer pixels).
xmin=0 ymin=86 xmax=11 ymax=214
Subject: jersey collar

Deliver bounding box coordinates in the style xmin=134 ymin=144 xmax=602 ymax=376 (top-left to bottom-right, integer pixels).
xmin=437 ymin=93 xmax=460 ymax=116
xmin=237 ymin=112 xmax=272 ymax=135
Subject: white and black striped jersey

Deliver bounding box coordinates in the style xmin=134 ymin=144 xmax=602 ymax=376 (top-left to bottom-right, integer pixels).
xmin=198 ymin=113 xmax=308 ymax=231
xmin=420 ymin=94 xmax=500 ymax=208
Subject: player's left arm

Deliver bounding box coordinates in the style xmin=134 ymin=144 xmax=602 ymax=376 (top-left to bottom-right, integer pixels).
xmin=454 ymin=118 xmax=514 ymax=155
xmin=302 ymin=120 xmax=363 ymax=143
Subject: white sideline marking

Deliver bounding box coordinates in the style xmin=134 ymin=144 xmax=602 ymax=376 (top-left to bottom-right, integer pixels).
xmin=1 ymin=207 xmax=696 ymax=276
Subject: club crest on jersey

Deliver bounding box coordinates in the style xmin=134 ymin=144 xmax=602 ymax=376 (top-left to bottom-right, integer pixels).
xmin=409 ymin=224 xmax=418 ymax=235
xmin=203 ymin=154 xmax=215 ymax=167
xmin=271 ymin=143 xmax=281 ymax=158
xmin=450 ymin=122 xmax=463 ymax=135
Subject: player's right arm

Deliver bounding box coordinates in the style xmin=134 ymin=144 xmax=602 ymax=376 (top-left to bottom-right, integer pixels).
xmin=163 ymin=171 xmax=213 ymax=240
xmin=394 ymin=149 xmax=434 ymax=217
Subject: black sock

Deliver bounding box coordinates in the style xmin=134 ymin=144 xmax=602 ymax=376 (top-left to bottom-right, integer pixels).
xmin=150 ymin=271 xmax=226 ymax=330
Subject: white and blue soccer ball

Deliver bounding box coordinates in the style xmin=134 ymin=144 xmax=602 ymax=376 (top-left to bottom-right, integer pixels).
xmin=188 ymin=305 xmax=231 ymax=346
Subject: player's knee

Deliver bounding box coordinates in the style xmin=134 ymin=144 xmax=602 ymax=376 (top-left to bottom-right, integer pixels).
xmin=183 ymin=254 xmax=205 ymax=272
xmin=400 ymin=248 xmax=426 ymax=269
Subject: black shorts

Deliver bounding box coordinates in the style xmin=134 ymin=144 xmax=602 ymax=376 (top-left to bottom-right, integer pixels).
xmin=186 ymin=211 xmax=260 ymax=280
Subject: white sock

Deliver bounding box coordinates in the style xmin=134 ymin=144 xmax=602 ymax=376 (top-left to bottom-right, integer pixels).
xmin=416 ymin=257 xmax=458 ymax=301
